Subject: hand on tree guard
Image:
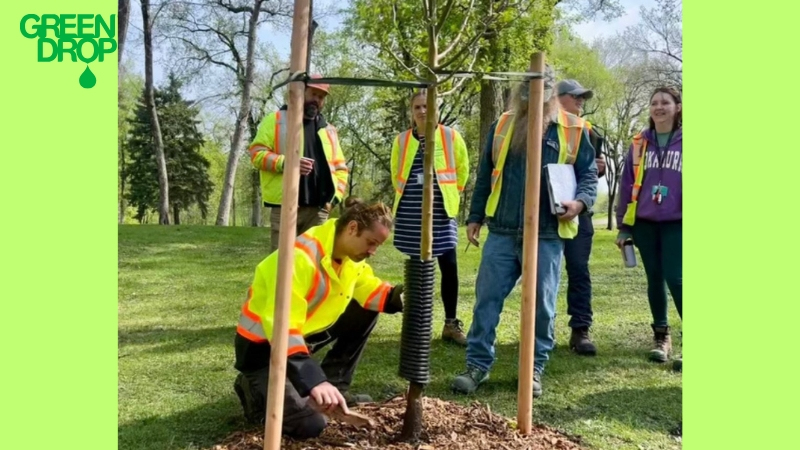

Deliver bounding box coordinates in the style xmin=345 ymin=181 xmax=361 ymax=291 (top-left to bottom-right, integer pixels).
xmin=385 ymin=284 xmax=404 ymax=314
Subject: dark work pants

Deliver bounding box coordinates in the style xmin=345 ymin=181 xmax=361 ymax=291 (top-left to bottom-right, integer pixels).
xmin=563 ymin=213 xmax=594 ymax=329
xmin=234 ymin=300 xmax=379 ymax=439
xmin=438 ymin=248 xmax=459 ymax=319
xmin=631 ymin=219 xmax=682 ymax=327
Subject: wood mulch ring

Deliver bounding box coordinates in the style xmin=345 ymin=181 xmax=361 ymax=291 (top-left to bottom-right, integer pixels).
xmin=210 ymin=396 xmax=586 ymax=450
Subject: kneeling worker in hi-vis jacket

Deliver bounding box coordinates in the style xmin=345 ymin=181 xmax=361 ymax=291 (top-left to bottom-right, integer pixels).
xmin=233 ymin=197 xmax=405 ymax=439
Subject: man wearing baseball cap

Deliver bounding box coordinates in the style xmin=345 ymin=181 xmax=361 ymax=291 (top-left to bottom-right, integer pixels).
xmin=452 ymin=66 xmax=598 ymax=398
xmin=556 ymin=79 xmax=607 ymax=357
xmin=249 ymin=74 xmax=349 ymax=253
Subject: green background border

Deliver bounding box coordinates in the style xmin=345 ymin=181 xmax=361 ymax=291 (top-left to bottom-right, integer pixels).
xmin=2 ymin=1 xmax=792 ymax=449
xmin=2 ymin=1 xmax=118 ymax=448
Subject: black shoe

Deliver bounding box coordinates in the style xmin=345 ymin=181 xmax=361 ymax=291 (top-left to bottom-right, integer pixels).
xmin=570 ymin=326 xmax=597 ymax=356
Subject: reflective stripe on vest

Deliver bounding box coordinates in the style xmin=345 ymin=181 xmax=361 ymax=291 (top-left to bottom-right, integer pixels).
xmin=287 ymin=329 xmax=307 ymax=356
xmin=363 ymin=282 xmax=392 ymax=312
xmin=621 ymin=133 xmax=649 ymax=227
xmin=555 ymin=109 xmax=584 ymax=164
xmin=490 ymin=112 xmax=514 ymax=190
xmin=630 ymin=134 xmax=648 ymax=202
xmin=237 ymin=288 xmax=267 ymax=342
xmin=325 ymin=126 xmax=348 ymax=196
xmin=295 ymin=234 xmax=333 ymax=320
xmin=394 ymin=125 xmax=457 ymax=194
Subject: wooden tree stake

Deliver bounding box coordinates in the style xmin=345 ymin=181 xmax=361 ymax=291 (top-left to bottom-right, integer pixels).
xmin=516 ymin=51 xmax=546 ymax=436
xmin=262 ymin=0 xmax=310 ymax=448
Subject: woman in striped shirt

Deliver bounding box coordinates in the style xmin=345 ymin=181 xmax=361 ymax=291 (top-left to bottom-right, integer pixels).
xmin=390 ymin=89 xmax=471 ymax=346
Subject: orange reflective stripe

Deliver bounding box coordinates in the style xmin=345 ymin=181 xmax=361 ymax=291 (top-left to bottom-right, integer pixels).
xmin=492 ymin=113 xmax=512 ymax=164
xmin=287 ymin=329 xmax=309 ymax=356
xmin=396 ymin=130 xmax=413 ymax=193
xmin=249 ymin=144 xmax=269 ymax=162
xmin=630 ymin=136 xmax=648 ymax=201
xmin=326 ymin=127 xmax=338 ymax=161
xmin=295 ymin=234 xmax=333 ymax=319
xmin=440 ymin=126 xmax=455 ymax=171
xmin=363 ymin=282 xmax=392 ymax=312
xmin=564 ymin=126 xmax=581 ymax=164
xmin=336 ymin=180 xmax=347 ymax=195
xmin=237 ymin=289 xmax=268 ymax=343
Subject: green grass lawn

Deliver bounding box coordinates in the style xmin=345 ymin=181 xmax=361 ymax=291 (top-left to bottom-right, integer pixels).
xmin=118 ymin=224 xmax=682 ymax=450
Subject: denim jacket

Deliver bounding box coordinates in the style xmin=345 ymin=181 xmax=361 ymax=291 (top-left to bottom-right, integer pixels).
xmin=467 ymin=119 xmax=598 ymax=240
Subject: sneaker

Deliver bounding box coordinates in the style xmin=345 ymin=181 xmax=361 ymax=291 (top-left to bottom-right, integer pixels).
xmin=442 ymin=319 xmax=468 ymax=346
xmin=451 ymin=366 xmax=489 ymax=394
xmin=533 ymin=372 xmax=543 ymax=398
xmin=569 ymin=326 xmax=597 ymax=356
xmin=649 ymin=325 xmax=672 ymax=363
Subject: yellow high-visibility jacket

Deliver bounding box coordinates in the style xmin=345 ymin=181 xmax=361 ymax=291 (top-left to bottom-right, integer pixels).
xmin=390 ymin=124 xmax=470 ymax=218
xmin=236 ymin=219 xmax=393 ymax=356
xmin=248 ymin=110 xmax=349 ymax=206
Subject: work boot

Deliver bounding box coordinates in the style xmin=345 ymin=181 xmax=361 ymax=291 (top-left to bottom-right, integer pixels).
xmin=533 ymin=372 xmax=543 ymax=398
xmin=451 ymin=366 xmax=489 ymax=394
xmin=649 ymin=325 xmax=672 ymax=363
xmin=341 ymin=391 xmax=373 ymax=407
xmin=442 ymin=318 xmax=468 ymax=346
xmin=673 ymin=355 xmax=682 ymax=372
xmin=234 ymin=373 xmax=265 ymax=425
xmin=569 ymin=326 xmax=597 ymax=356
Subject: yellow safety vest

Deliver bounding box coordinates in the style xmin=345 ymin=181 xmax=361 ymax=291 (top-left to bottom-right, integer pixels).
xmin=621 ymin=132 xmax=648 ymax=226
xmin=248 ymin=110 xmax=349 ymax=206
xmin=236 ymin=219 xmax=393 ymax=356
xmin=390 ymin=124 xmax=469 ymax=218
xmin=485 ymin=109 xmax=588 ymax=239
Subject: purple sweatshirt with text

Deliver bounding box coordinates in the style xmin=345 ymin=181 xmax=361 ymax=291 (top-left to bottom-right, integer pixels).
xmin=616 ymin=127 xmax=682 ymax=233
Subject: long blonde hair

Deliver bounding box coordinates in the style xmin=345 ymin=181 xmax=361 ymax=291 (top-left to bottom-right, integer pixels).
xmin=508 ymin=77 xmax=559 ymax=153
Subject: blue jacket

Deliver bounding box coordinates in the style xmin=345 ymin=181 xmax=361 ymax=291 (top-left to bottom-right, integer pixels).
xmin=467 ymin=119 xmax=598 ymax=239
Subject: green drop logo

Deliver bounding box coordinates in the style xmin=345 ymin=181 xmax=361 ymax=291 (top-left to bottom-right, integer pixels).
xmin=79 ymin=65 xmax=96 ymax=89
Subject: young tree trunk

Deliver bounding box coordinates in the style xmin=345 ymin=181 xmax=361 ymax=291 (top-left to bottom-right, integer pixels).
xmin=173 ymin=205 xmax=181 ymax=225
xmin=118 ymin=0 xmax=130 ymax=64
xmin=118 ymin=0 xmax=130 ymax=224
xmin=141 ymin=0 xmax=169 ymax=225
xmin=214 ymin=0 xmax=264 ymax=226
xmin=250 ymin=168 xmax=262 ymax=227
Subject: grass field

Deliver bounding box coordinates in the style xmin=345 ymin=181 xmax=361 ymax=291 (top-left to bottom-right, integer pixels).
xmin=118 ymin=223 xmax=682 ymax=450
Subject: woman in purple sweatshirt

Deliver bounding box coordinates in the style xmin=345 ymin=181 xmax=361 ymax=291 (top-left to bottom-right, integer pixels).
xmin=615 ymin=87 xmax=682 ymax=371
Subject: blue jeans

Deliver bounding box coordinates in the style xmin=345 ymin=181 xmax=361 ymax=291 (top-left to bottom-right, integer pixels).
xmin=466 ymin=232 xmax=564 ymax=375
xmin=563 ymin=214 xmax=594 ymax=328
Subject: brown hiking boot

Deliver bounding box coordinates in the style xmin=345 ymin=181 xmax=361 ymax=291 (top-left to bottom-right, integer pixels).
xmin=442 ymin=319 xmax=467 ymax=346
xmin=569 ymin=326 xmax=597 ymax=356
xmin=649 ymin=325 xmax=672 ymax=363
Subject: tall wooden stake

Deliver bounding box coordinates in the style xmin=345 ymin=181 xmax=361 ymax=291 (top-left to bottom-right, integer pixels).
xmin=400 ymin=0 xmax=438 ymax=441
xmin=263 ymin=1 xmax=310 ymax=448
xmin=516 ymin=52 xmax=546 ymax=436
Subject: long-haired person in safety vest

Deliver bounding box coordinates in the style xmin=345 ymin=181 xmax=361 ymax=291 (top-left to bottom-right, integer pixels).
xmin=248 ymin=74 xmax=349 ymax=253
xmin=451 ymin=65 xmax=598 ymax=398
xmin=390 ymin=89 xmax=470 ymax=346
xmin=615 ymin=87 xmax=682 ymax=371
xmin=233 ymin=197 xmax=405 ymax=439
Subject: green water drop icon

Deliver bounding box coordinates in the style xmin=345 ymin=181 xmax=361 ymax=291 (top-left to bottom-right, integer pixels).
xmin=79 ymin=65 xmax=96 ymax=89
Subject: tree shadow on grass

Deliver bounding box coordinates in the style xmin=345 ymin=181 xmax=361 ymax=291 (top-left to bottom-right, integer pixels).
xmin=536 ymin=386 xmax=682 ymax=435
xmin=119 ymin=325 xmax=237 ymax=356
xmin=118 ymin=395 xmax=247 ymax=450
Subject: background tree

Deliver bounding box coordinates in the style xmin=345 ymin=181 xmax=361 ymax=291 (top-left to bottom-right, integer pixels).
xmin=126 ymin=74 xmax=214 ymax=224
